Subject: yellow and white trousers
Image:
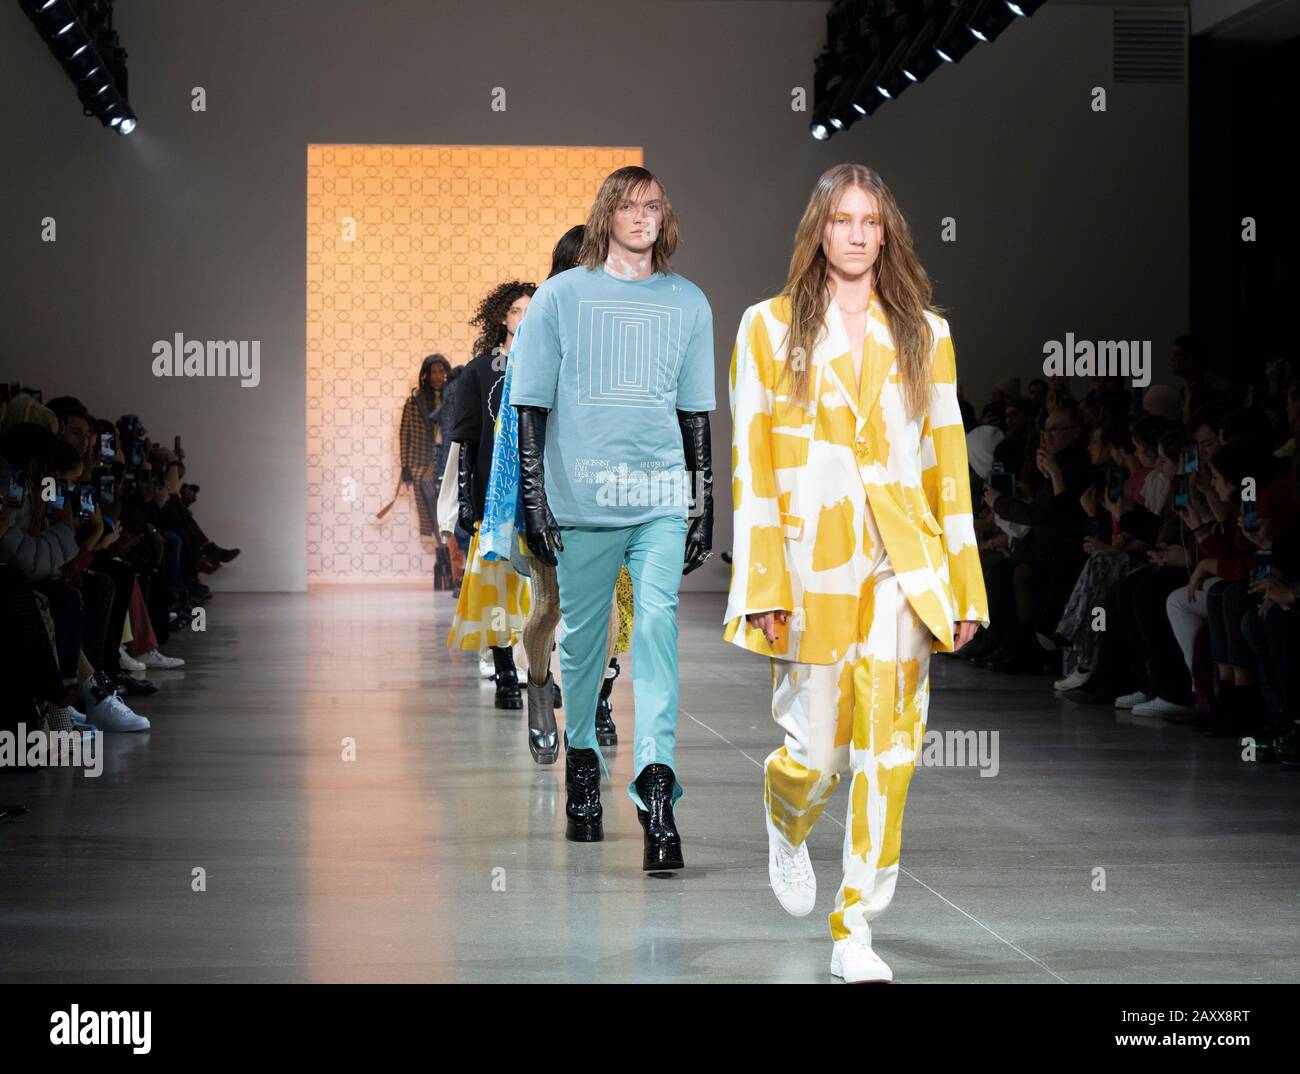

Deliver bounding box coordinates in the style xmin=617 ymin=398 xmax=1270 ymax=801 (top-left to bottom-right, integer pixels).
xmin=763 ymin=552 xmax=933 ymax=945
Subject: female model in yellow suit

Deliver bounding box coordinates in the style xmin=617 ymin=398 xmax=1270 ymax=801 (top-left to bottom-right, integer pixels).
xmin=724 ymin=163 xmax=987 ymax=983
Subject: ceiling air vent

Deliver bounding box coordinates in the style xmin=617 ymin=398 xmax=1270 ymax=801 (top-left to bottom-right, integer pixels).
xmin=1113 ymin=7 xmax=1187 ymax=83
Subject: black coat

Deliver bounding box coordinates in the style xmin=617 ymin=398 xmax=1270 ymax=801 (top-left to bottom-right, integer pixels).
xmin=448 ymin=350 xmax=507 ymax=522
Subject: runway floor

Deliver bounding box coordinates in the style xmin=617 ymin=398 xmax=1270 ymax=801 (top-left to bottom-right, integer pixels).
xmin=2 ymin=587 xmax=1298 ymax=983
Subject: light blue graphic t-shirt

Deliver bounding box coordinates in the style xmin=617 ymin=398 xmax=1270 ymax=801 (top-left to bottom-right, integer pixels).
xmin=509 ymin=265 xmax=716 ymax=527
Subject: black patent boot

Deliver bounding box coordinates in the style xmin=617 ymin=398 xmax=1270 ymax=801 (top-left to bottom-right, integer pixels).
xmin=635 ymin=764 xmax=684 ymax=873
xmin=564 ymin=746 xmax=603 ymax=842
xmin=526 ymin=672 xmax=559 ymax=764
xmin=491 ymin=645 xmax=522 ymax=710
xmin=595 ymin=657 xmax=619 ymax=746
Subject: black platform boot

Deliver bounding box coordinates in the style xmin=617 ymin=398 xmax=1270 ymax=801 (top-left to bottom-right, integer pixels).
xmin=595 ymin=657 xmax=619 ymax=746
xmin=491 ymin=645 xmax=522 ymax=710
xmin=564 ymin=746 xmax=603 ymax=841
xmin=635 ymin=764 xmax=684 ymax=873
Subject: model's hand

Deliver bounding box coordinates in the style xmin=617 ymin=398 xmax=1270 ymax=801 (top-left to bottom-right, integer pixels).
xmin=746 ymin=610 xmax=789 ymax=644
xmin=953 ymin=621 xmax=980 ymax=650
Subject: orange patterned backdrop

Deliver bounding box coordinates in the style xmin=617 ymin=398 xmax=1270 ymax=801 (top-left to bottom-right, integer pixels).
xmin=306 ymin=145 xmax=644 ymax=583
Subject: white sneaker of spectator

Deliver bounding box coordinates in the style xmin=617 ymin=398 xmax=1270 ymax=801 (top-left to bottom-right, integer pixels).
xmin=87 ymin=692 xmax=150 ymax=732
xmin=1131 ymin=696 xmax=1195 ymax=718
xmin=1054 ymin=666 xmax=1092 ymax=692
xmin=118 ymin=646 xmax=147 ymax=672
xmin=1114 ymin=690 xmax=1151 ymax=710
xmin=138 ymin=649 xmax=185 ymax=670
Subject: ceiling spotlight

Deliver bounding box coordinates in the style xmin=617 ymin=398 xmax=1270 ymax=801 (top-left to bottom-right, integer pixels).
xmin=935 ymin=0 xmax=983 ymax=63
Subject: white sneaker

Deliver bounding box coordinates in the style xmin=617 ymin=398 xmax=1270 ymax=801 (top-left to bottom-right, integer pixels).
xmin=1054 ymin=666 xmax=1093 ymax=692
xmin=88 ymin=693 xmax=150 ymax=732
xmin=1114 ymin=690 xmax=1151 ymax=710
xmin=766 ymin=815 xmax=816 ymax=917
xmin=138 ymin=649 xmax=185 ymax=670
xmin=831 ymin=939 xmax=894 ymax=983
xmin=118 ymin=646 xmax=147 ymax=672
xmin=1131 ymin=696 xmax=1195 ymax=718
xmin=479 ymin=655 xmax=495 ymax=679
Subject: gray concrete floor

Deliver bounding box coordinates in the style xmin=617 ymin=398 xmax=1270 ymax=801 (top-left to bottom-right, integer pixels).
xmin=1 ymin=588 xmax=1298 ymax=983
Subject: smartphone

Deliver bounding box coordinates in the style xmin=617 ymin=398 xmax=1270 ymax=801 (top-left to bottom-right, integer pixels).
xmin=5 ymin=473 xmax=25 ymax=507
xmin=174 ymin=435 xmax=183 ymax=459
xmin=1106 ymin=467 xmax=1125 ymax=502
xmin=1183 ymin=443 xmax=1198 ymax=474
xmin=1173 ymin=474 xmax=1190 ymax=507
xmin=1242 ymin=502 xmax=1260 ymax=533
xmin=76 ymin=483 xmax=96 ymax=520
xmin=990 ymin=462 xmax=1014 ymax=498
xmin=1254 ymin=548 xmax=1272 ymax=582
xmin=99 ymin=431 xmax=116 ymax=460
xmin=102 ymin=514 xmax=116 ymax=533
xmin=98 ymin=474 xmax=116 ymax=507
xmin=129 ymin=441 xmax=143 ymax=467
xmin=49 ymin=481 xmax=67 ymax=511
xmin=28 ymin=388 xmax=42 ymax=403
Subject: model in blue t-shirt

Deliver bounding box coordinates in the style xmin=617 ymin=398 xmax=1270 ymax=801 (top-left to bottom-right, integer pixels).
xmin=510 ymin=165 xmax=717 ymax=872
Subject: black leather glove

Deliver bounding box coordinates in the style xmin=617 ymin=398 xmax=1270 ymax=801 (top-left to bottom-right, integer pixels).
xmin=456 ymin=441 xmax=477 ymax=534
xmin=678 ymin=410 xmax=713 ymax=574
xmin=515 ymin=405 xmax=564 ymax=566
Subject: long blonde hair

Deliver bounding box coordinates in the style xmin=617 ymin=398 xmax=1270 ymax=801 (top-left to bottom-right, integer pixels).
xmin=781 ymin=164 xmax=938 ymax=419
xmin=578 ymin=166 xmax=679 ymax=275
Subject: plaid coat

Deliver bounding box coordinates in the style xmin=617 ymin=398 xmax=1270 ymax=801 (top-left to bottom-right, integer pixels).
xmin=723 ymin=292 xmax=989 ymax=663
xmin=399 ymin=388 xmax=441 ymax=536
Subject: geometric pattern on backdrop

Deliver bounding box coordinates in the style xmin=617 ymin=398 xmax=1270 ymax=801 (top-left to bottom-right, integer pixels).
xmin=306 ymin=144 xmax=644 ymax=581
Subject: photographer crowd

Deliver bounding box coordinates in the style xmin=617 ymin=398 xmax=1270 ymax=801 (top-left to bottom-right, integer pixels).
xmin=1 ymin=384 xmax=239 ymax=737
xmin=957 ymin=339 xmax=1300 ymax=766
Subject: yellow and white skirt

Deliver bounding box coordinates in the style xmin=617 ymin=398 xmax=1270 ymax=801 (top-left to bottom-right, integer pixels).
xmin=447 ymin=525 xmax=532 ymax=651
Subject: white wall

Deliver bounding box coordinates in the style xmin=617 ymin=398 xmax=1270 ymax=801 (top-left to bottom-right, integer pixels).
xmin=0 ymin=0 xmax=1188 ymax=591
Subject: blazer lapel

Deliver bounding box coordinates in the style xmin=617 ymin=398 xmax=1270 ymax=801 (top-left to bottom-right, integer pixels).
xmin=821 ymin=297 xmax=861 ymax=423
xmin=859 ymin=291 xmax=894 ymax=423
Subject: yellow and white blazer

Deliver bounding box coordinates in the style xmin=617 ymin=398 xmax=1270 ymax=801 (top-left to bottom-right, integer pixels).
xmin=723 ymin=291 xmax=989 ymax=663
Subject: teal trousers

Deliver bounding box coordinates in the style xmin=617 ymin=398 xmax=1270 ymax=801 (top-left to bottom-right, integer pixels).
xmin=555 ymin=513 xmax=687 ymax=809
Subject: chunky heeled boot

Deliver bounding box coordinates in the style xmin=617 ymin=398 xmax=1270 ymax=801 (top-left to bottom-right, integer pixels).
xmin=491 ymin=645 xmax=522 ymax=710
xmin=526 ymin=673 xmax=559 ymax=764
xmin=635 ymin=764 xmax=684 ymax=873
xmin=565 ymin=746 xmax=603 ymax=842
xmin=595 ymin=658 xmax=619 ymax=746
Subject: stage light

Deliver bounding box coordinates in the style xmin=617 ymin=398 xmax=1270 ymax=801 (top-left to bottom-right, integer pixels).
xmin=811 ymin=123 xmax=831 ymax=140
xmin=18 ymin=0 xmax=137 ymax=135
xmin=873 ymin=13 xmax=917 ymax=100
xmin=969 ymin=0 xmax=1018 ymax=43
xmin=1007 ymin=0 xmax=1046 ymax=15
xmin=934 ymin=0 xmax=982 ymax=63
